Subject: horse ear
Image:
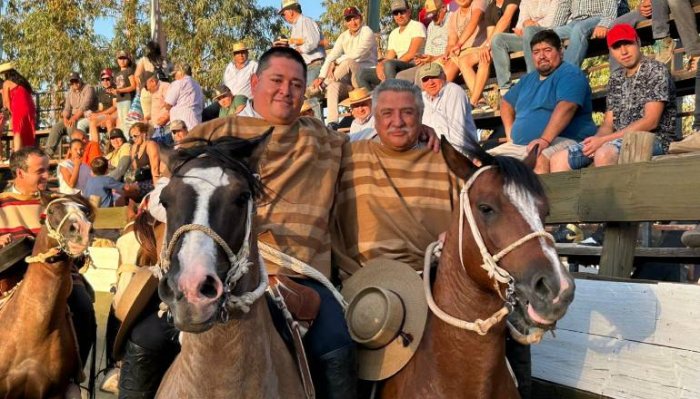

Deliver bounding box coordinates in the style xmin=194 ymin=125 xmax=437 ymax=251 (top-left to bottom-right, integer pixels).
xmin=441 ymin=136 xmax=478 ymax=179
xmin=246 ymin=128 xmax=273 ymax=173
xmin=523 ymin=144 xmax=538 ymax=170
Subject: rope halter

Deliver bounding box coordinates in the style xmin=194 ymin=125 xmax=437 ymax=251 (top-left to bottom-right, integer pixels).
xmin=154 ymin=199 xmax=268 ymax=320
xmin=26 ymin=197 xmax=92 ymax=263
xmin=424 ymin=166 xmax=554 ymax=342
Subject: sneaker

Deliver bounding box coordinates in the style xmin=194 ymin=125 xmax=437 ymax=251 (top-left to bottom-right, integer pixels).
xmin=552 ymin=224 xmax=584 ymax=244
xmin=681 ymin=224 xmax=700 ymax=248
xmin=99 ymin=367 xmax=120 ymax=394
xmin=654 ymin=37 xmax=676 ymax=67
xmin=471 ymin=101 xmax=494 ymax=114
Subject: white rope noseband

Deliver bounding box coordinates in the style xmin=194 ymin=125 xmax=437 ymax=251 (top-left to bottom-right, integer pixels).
xmin=423 ymin=166 xmax=553 ymax=343
xmin=155 ymin=200 xmax=268 ymax=319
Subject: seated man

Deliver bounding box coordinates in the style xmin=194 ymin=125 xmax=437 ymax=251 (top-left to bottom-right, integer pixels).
xmin=0 ymin=147 xmax=96 ymax=381
xmin=522 ymin=0 xmax=618 ymax=71
xmin=356 ymin=0 xmax=426 ymax=90
xmin=341 ymin=87 xmax=376 ymax=142
xmin=310 ymin=6 xmax=377 ymax=124
xmin=332 ymin=78 xmax=460 ymax=275
xmin=46 ymin=72 xmax=97 ymax=158
xmin=88 ymin=68 xmax=118 ymax=142
xmin=418 ymin=62 xmax=477 ymax=152
xmin=222 ymin=41 xmax=258 ymax=106
xmin=491 ymin=29 xmax=596 ymax=174
xmin=491 ymin=0 xmax=558 ymax=91
xmin=212 ymin=85 xmax=242 ymax=118
xmin=550 ymin=24 xmax=676 ymax=171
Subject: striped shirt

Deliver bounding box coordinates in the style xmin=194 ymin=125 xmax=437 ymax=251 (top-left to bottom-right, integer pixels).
xmin=332 ymin=141 xmax=460 ymax=278
xmin=552 ymin=0 xmax=618 ymax=28
xmin=0 ymin=191 xmax=43 ymax=240
xmin=187 ymin=115 xmax=346 ymax=278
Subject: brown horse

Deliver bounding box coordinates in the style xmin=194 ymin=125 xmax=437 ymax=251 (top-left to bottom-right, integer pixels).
xmin=154 ymin=135 xmax=305 ymax=398
xmin=381 ymin=139 xmax=576 ymax=398
xmin=0 ymin=194 xmax=94 ymax=399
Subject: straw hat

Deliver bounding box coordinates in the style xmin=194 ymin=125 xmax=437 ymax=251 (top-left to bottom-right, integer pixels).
xmin=341 ymin=258 xmax=428 ymax=381
xmin=339 ymin=87 xmax=372 ymax=107
xmin=0 ymin=62 xmax=15 ymax=74
xmin=300 ymin=100 xmax=313 ymax=114
xmin=232 ymin=42 xmax=249 ymax=53
xmin=279 ymin=0 xmax=299 ymax=14
xmin=112 ymin=267 xmax=159 ymax=360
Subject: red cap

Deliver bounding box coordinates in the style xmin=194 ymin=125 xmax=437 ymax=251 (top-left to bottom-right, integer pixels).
xmin=343 ymin=6 xmax=361 ymax=18
xmin=100 ymin=68 xmax=113 ymax=78
xmin=607 ymin=23 xmax=639 ymax=48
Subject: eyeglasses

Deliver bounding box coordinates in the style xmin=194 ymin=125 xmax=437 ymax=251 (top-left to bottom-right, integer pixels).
xmin=392 ymin=9 xmax=407 ymax=15
xmin=101 ymin=78 xmax=111 ymax=81
xmin=421 ymin=76 xmax=439 ymax=83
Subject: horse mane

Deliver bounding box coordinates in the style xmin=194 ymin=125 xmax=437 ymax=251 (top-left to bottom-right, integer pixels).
xmin=462 ymin=136 xmax=546 ymax=201
xmin=170 ymin=136 xmax=266 ymax=200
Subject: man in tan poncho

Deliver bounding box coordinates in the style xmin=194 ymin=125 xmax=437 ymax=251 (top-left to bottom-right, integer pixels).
xmin=332 ymin=79 xmax=460 ymax=279
xmin=184 ymin=47 xmax=355 ymax=399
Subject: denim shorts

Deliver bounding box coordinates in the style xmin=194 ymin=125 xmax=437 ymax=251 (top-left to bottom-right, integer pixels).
xmin=567 ymin=137 xmax=665 ymax=169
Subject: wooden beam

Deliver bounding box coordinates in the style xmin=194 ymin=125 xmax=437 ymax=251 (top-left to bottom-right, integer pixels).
xmin=93 ymin=207 xmax=129 ymax=230
xmin=599 ymin=132 xmax=656 ymax=278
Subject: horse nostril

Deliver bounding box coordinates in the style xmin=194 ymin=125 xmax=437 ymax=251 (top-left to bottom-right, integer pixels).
xmin=199 ymin=275 xmax=221 ymax=299
xmin=534 ymin=275 xmax=554 ymax=300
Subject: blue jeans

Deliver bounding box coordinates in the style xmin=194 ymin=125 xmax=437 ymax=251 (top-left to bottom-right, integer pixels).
xmin=306 ymin=63 xmax=323 ymax=119
xmin=567 ymin=137 xmax=665 ymax=169
xmin=117 ymin=100 xmax=132 ymax=136
xmin=492 ymin=32 xmax=526 ymax=88
xmin=294 ymin=278 xmax=353 ymax=358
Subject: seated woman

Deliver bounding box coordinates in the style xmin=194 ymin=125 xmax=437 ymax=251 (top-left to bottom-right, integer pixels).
xmin=105 ymin=128 xmax=131 ymax=181
xmin=58 ymin=139 xmax=91 ymax=194
xmin=441 ymin=0 xmax=487 ymax=96
xmin=462 ymin=0 xmax=520 ymax=112
xmin=122 ymin=123 xmax=160 ymax=203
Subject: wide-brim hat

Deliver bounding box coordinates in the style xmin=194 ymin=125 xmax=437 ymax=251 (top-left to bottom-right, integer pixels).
xmin=341 ymin=258 xmax=428 ymax=381
xmin=0 ymin=236 xmax=34 ymax=274
xmin=0 ymin=62 xmax=15 ymax=74
xmin=279 ymin=0 xmax=299 ymax=14
xmin=232 ymin=42 xmax=249 ymax=53
xmin=113 ymin=267 xmax=159 ymax=360
xmin=339 ymin=87 xmax=372 ymax=107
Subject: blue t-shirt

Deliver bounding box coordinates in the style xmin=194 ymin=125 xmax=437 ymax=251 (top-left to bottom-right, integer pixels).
xmin=84 ymin=175 xmax=124 ymax=208
xmin=504 ymin=62 xmax=597 ymax=145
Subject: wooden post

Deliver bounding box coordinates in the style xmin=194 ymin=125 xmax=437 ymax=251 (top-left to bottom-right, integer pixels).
xmin=599 ymin=131 xmax=656 ymax=278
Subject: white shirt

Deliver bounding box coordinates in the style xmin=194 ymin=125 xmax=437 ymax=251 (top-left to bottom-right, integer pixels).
xmin=516 ymin=0 xmax=559 ymax=29
xmin=387 ymin=20 xmax=427 ymax=59
xmin=319 ymin=26 xmax=377 ymax=78
xmin=290 ymin=14 xmax=325 ymax=64
xmin=421 ymin=82 xmax=477 ymax=153
xmin=148 ymin=177 xmax=170 ymax=223
xmin=164 ymin=75 xmax=204 ymax=131
xmin=348 ymin=115 xmax=376 ymax=142
xmin=239 ymin=100 xmax=264 ymax=119
xmin=223 ymin=60 xmax=258 ymax=98
xmin=58 ymin=160 xmax=91 ymax=195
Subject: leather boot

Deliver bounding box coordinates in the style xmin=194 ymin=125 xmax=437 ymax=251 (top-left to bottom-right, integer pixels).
xmin=317 ymin=344 xmax=358 ymax=399
xmin=118 ymin=340 xmax=167 ymax=399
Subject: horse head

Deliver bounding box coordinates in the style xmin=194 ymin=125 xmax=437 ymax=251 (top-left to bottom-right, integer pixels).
xmin=157 ymin=133 xmax=270 ymax=333
xmin=441 ymin=137 xmax=575 ymax=338
xmin=39 ymin=193 xmax=95 ymax=258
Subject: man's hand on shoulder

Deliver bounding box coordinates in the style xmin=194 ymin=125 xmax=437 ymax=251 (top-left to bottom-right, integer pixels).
xmin=419 ymin=125 xmax=441 ymax=153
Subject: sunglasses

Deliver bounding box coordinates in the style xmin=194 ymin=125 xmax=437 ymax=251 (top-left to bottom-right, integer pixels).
xmin=392 ymin=9 xmax=407 ymax=15
xmin=118 ymin=56 xmax=128 ymax=60
xmin=345 ymin=16 xmax=358 ymax=22
xmin=101 ymin=77 xmax=111 ymax=81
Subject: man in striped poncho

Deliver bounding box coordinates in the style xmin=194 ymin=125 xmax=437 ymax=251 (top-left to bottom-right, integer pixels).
xmin=331 ymin=78 xmax=461 ymax=279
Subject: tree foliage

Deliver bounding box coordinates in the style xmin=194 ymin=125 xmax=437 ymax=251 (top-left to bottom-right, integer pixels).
xmin=113 ymin=0 xmax=284 ymax=93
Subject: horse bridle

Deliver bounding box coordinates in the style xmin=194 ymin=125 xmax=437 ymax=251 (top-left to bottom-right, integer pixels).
xmin=154 ymin=199 xmax=268 ymax=322
xmin=26 ymin=197 xmax=92 ymax=264
xmin=423 ymin=166 xmax=554 ymax=343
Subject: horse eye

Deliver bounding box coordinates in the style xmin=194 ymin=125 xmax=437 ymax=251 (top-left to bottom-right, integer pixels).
xmin=478 ymin=204 xmax=494 ymax=215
